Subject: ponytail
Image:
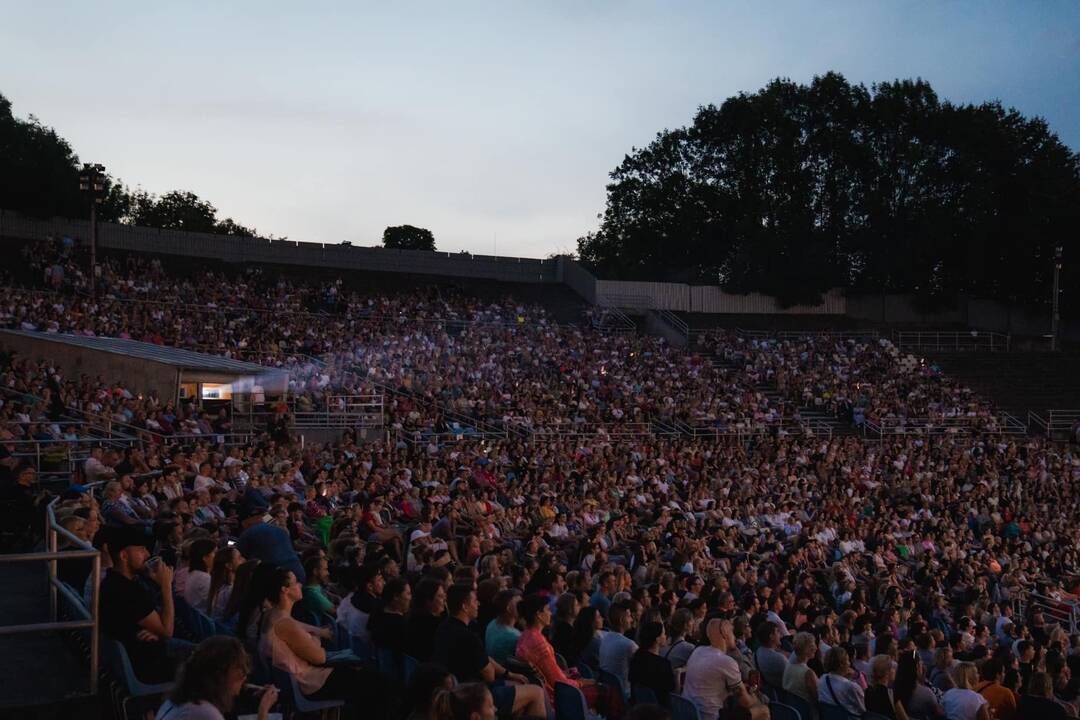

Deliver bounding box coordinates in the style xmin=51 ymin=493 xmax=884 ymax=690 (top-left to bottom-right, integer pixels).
xmin=431 ymin=683 xmax=490 ymax=720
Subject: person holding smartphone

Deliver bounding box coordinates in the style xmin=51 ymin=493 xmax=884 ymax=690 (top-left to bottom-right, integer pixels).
xmin=156 ymin=635 xmax=279 ymax=720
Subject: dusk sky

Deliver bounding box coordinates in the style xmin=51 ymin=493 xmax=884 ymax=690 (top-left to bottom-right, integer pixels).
xmin=3 ymin=1 xmax=1078 ymax=257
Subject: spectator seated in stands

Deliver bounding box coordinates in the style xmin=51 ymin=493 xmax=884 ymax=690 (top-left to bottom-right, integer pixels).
xmin=182 ymin=538 xmax=218 ymax=614
xmin=368 ymin=576 xmax=411 ymax=655
xmin=628 ymin=620 xmax=675 ymax=706
xmin=155 ymin=636 xmax=279 ymax=720
xmin=254 ymin=566 xmax=392 ymax=719
xmin=235 ymin=503 xmax=305 ymax=584
xmin=100 ymin=525 xmax=186 ymax=684
xmin=683 ymin=619 xmax=768 ymax=720
xmin=430 ymin=583 xmax=547 ymax=720
xmin=515 ymin=592 xmax=622 ymax=718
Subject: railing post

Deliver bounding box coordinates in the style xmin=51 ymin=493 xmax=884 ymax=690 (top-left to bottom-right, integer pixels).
xmin=48 ymin=527 xmax=58 ymax=622
xmin=89 ymin=549 xmax=100 ymax=694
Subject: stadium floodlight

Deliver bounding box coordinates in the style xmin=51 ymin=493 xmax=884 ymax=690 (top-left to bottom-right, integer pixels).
xmin=78 ymin=163 xmax=107 ymax=295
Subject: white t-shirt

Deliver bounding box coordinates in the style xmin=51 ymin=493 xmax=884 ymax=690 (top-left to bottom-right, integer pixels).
xmin=184 ymin=570 xmax=212 ymax=613
xmin=598 ymin=631 xmax=639 ymax=698
xmin=155 ymin=699 xmax=225 ymax=720
xmin=683 ymin=645 xmax=743 ymax=720
xmin=211 ymin=583 xmax=232 ymax=621
xmin=193 ymin=474 xmax=217 ymax=492
xmin=818 ymin=673 xmax=866 ymax=717
xmin=941 ymin=687 xmax=988 ymax=720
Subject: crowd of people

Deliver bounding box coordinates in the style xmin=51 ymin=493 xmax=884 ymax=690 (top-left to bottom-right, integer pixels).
xmin=2 ymin=236 xmax=1080 ymax=720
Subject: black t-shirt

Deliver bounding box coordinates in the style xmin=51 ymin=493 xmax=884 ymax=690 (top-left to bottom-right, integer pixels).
xmin=430 ymin=617 xmax=488 ymax=682
xmin=629 ymin=649 xmax=676 ymax=700
xmin=1016 ymin=695 xmax=1069 ymax=720
xmin=405 ymin=612 xmax=445 ymax=662
xmin=370 ymin=611 xmax=409 ymax=655
xmin=99 ymin=570 xmax=174 ymax=683
xmin=865 ymin=685 xmax=897 ymax=720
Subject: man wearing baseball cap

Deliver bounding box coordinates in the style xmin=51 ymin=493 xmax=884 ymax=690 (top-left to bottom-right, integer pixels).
xmin=99 ymin=525 xmax=178 ymax=684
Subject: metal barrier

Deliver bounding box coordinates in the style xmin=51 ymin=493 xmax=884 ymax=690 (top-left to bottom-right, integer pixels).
xmin=734 ymin=328 xmax=882 ymax=341
xmin=1027 ymin=410 xmax=1080 ymax=439
xmin=864 ymin=413 xmax=1028 ymax=438
xmin=674 ymin=418 xmax=834 ymax=440
xmin=1017 ymin=591 xmax=1080 ymax=634
xmin=0 ymin=491 xmax=102 ymax=695
xmin=656 ymin=310 xmax=690 ymax=343
xmin=894 ymin=330 xmax=1010 ymax=353
xmin=590 ymin=307 xmax=636 ymax=334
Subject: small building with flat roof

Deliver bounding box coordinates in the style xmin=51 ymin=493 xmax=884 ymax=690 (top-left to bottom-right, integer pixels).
xmin=0 ymin=330 xmax=288 ymax=412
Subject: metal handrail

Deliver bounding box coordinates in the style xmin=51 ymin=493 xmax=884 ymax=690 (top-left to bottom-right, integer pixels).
xmin=1029 ymin=409 xmax=1080 ymax=438
xmin=865 ymin=413 xmax=1028 ymax=437
xmin=0 ymin=491 xmax=102 ymax=695
xmin=894 ymin=329 xmax=1011 ymax=353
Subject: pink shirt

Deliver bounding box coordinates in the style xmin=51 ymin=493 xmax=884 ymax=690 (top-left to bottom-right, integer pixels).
xmin=515 ymin=627 xmax=578 ymax=700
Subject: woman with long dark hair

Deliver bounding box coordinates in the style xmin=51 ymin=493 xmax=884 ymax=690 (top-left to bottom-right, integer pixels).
xmin=255 ymin=566 xmax=394 ymax=719
xmin=155 ymin=636 xmax=278 ymax=720
xmin=894 ymin=651 xmax=944 ymax=718
xmin=220 ymin=559 xmax=261 ymax=625
xmin=207 ymin=546 xmax=243 ymax=621
xmin=568 ymin=605 xmax=604 ymax=669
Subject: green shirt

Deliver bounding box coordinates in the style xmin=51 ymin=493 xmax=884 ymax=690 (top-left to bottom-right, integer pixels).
xmin=302 ymin=585 xmax=334 ymax=617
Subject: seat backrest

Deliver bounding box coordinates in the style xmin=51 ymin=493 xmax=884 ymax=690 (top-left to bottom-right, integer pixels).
xmin=402 ymin=654 xmax=419 ymax=685
xmin=819 ymin=702 xmax=857 ymax=720
xmin=575 ymin=662 xmax=594 ymax=680
xmin=554 ymin=681 xmax=589 ymax=720
xmin=351 ymin=635 xmax=374 ymax=662
xmin=631 ymin=684 xmax=660 ymax=705
xmin=669 ymin=694 xmax=702 ymax=720
xmin=786 ymin=693 xmax=816 ymax=720
xmin=770 ymin=701 xmax=802 ymax=720
xmin=597 ymin=668 xmax=624 ymax=696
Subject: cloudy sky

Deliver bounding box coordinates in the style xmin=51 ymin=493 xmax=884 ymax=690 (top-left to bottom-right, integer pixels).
xmin=3 ymin=1 xmax=1078 ymax=257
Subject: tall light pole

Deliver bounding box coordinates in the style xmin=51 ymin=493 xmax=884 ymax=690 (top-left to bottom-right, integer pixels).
xmin=1051 ymin=244 xmax=1063 ymax=351
xmin=79 ymin=163 xmax=106 ymax=296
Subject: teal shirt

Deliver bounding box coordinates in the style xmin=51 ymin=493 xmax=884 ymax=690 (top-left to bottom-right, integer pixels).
xmin=302 ymin=585 xmax=334 ymax=618
xmin=485 ymin=619 xmax=522 ymax=665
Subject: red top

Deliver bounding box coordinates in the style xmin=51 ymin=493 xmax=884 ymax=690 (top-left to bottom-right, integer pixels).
xmin=515 ymin=627 xmax=579 ymax=700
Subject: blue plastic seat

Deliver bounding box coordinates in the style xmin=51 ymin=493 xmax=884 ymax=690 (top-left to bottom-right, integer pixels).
xmin=402 ymin=654 xmax=419 ymax=684
xmin=350 ymin=634 xmax=374 ymax=662
xmin=271 ymin=663 xmax=346 ymax=715
xmin=819 ymin=702 xmax=860 ymax=720
xmin=786 ymin=693 xmax=817 ymax=720
xmin=771 ymin=701 xmax=802 ymax=720
xmin=631 ymin=684 xmax=660 ymax=705
xmin=554 ymin=681 xmax=591 ymax=720
xmin=376 ymin=645 xmax=401 ymax=679
xmin=597 ymin=668 xmax=626 ymax=699
xmin=669 ymin=694 xmax=702 ymax=720
xmin=101 ymin=636 xmax=173 ymax=720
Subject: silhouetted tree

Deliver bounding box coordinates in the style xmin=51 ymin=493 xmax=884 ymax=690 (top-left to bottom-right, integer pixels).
xmin=579 ymin=73 xmax=1080 ymax=310
xmin=382 ymin=225 xmax=436 ymax=251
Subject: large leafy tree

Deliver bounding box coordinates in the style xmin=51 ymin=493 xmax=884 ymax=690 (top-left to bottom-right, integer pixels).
xmin=0 ymin=92 xmax=262 ymax=236
xmin=382 ymin=225 xmax=436 ymax=251
xmin=579 ymin=73 xmax=1080 ymax=310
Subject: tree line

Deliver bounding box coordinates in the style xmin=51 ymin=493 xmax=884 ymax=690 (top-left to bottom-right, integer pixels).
xmin=577 ymin=73 xmax=1080 ymax=311
xmin=0 ymin=93 xmax=437 ymax=249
